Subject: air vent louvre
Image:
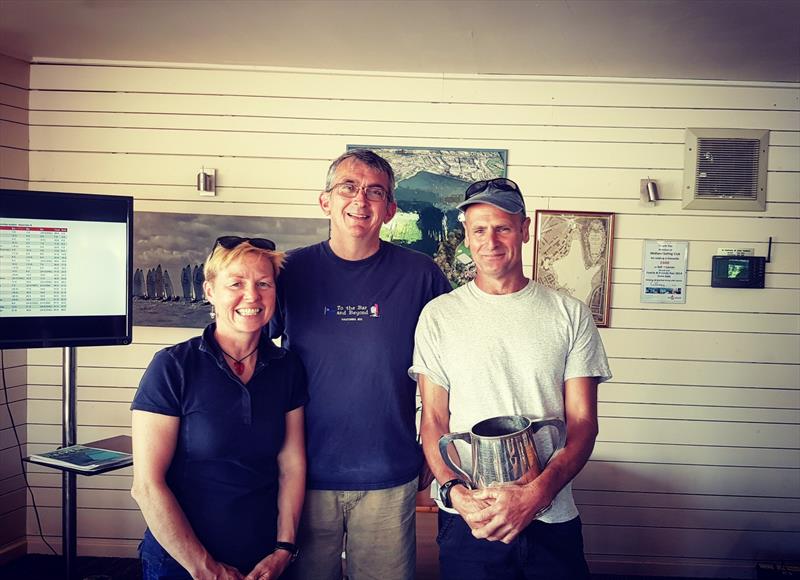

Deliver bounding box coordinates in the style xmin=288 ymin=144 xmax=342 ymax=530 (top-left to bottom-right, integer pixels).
xmin=696 ymin=138 xmax=760 ymax=200
xmin=683 ymin=128 xmax=769 ymax=211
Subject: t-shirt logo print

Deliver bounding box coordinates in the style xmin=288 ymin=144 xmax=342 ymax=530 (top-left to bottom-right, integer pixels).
xmin=324 ymin=303 xmax=381 ymax=322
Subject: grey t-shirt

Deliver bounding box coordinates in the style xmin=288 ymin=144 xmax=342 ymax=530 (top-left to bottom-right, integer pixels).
xmin=410 ymin=280 xmax=612 ymax=522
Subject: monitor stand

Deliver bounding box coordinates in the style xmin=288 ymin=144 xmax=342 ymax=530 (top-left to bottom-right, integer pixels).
xmin=22 ymin=347 xmax=132 ymax=580
xmin=62 ymin=346 xmax=78 ymax=580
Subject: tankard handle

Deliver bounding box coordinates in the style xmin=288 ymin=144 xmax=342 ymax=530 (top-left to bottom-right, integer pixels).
xmin=438 ymin=431 xmax=473 ymax=486
xmin=525 ymin=417 xmax=567 ymax=472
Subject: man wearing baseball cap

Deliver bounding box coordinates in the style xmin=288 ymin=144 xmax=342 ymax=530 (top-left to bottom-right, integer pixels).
xmin=409 ymin=178 xmax=611 ymax=579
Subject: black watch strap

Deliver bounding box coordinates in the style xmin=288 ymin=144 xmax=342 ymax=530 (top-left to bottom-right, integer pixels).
xmin=439 ymin=478 xmax=469 ymax=508
xmin=274 ymin=541 xmax=299 ymax=562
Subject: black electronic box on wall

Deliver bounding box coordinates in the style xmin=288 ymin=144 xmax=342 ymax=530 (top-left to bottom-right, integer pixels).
xmin=711 ymin=255 xmax=766 ymax=288
xmin=711 ymin=237 xmax=771 ymax=289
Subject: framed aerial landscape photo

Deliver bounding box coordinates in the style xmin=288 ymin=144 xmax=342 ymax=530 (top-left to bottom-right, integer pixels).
xmin=532 ymin=210 xmax=615 ymax=327
xmin=133 ymin=212 xmax=329 ymax=328
xmin=348 ymin=145 xmax=508 ymax=288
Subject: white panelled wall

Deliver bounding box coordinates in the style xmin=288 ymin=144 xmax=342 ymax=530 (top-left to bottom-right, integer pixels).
xmin=1 ymin=60 xmax=798 ymax=577
xmin=0 ymin=53 xmax=30 ymax=565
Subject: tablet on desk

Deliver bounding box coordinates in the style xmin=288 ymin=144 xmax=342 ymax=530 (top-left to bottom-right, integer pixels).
xmin=28 ymin=444 xmax=132 ymax=473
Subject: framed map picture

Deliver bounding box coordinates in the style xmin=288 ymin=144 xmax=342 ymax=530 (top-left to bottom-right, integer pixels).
xmin=532 ymin=210 xmax=615 ymax=327
xmin=348 ymin=145 xmax=507 ymax=287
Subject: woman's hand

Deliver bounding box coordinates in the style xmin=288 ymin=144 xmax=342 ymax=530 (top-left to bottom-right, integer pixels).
xmin=243 ymin=550 xmax=292 ymax=580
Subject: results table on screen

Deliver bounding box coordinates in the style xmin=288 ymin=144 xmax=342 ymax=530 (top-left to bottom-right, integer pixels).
xmin=0 ymin=225 xmax=68 ymax=315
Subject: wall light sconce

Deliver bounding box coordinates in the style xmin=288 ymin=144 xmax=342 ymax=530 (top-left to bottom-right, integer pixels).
xmin=197 ymin=167 xmax=216 ymax=196
xmin=640 ymin=177 xmax=659 ymax=205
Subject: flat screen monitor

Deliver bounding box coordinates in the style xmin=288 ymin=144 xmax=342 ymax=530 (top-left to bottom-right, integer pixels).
xmin=0 ymin=189 xmax=133 ymax=349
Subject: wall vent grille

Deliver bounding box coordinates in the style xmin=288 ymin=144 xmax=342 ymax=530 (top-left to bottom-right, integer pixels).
xmin=683 ymin=128 xmax=769 ymax=211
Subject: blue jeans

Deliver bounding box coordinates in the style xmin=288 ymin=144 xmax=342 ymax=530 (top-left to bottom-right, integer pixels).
xmin=437 ymin=511 xmax=590 ymax=580
xmin=139 ymin=528 xmax=192 ymax=580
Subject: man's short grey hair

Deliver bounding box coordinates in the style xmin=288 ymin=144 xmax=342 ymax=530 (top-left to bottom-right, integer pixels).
xmin=324 ymin=149 xmax=396 ymax=201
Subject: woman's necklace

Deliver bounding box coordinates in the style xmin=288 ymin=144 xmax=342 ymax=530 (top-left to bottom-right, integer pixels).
xmin=219 ymin=345 xmax=258 ymax=376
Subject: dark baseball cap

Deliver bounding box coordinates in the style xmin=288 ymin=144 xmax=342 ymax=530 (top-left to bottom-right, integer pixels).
xmin=456 ymin=178 xmax=525 ymax=215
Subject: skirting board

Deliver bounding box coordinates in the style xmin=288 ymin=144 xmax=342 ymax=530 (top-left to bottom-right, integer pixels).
xmin=588 ymin=555 xmax=756 ymax=579
xmin=0 ymin=538 xmax=27 ymax=566
xmin=25 ymin=537 xmax=140 ymax=559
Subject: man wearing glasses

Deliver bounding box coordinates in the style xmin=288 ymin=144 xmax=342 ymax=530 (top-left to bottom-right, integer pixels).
xmin=410 ymin=179 xmax=611 ymax=579
xmin=270 ymin=149 xmax=451 ymax=580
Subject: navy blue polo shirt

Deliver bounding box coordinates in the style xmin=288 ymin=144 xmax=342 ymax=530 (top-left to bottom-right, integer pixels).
xmin=131 ymin=324 xmax=307 ymax=573
xmin=269 ymin=241 xmax=451 ymax=490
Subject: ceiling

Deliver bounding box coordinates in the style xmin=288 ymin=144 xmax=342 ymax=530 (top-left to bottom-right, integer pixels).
xmin=1 ymin=0 xmax=799 ymax=83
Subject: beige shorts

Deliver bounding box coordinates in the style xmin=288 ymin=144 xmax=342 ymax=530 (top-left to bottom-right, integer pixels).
xmin=287 ymin=478 xmax=418 ymax=580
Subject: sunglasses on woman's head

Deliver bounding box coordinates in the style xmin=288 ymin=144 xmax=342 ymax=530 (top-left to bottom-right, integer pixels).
xmin=212 ymin=236 xmax=276 ymax=254
xmin=464 ymin=178 xmax=521 ymax=200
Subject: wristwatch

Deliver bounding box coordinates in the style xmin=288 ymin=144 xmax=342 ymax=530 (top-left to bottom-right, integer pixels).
xmin=439 ymin=478 xmax=469 ymax=508
xmin=274 ymin=541 xmax=299 ymax=563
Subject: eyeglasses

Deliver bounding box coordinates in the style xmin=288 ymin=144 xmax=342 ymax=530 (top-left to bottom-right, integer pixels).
xmin=212 ymin=236 xmax=276 ymax=255
xmin=464 ymin=178 xmax=521 ymax=200
xmin=329 ymin=181 xmax=391 ymax=202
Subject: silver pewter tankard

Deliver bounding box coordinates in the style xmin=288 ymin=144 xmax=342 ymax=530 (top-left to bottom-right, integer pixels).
xmin=439 ymin=415 xmax=566 ymax=488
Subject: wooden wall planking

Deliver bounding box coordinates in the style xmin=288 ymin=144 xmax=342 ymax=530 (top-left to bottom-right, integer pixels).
xmin=5 ymin=60 xmax=800 ymax=576
xmin=0 ymin=53 xmax=29 ymax=563
xmin=26 ymin=64 xmax=800 ymax=110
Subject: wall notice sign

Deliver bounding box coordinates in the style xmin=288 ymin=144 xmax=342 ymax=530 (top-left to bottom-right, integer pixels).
xmin=716 ymin=247 xmax=755 ymax=256
xmin=641 ymin=240 xmax=689 ymax=304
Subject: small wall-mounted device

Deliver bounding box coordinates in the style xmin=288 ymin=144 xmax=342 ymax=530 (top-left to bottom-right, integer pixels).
xmin=640 ymin=177 xmax=659 ymax=205
xmin=197 ymin=167 xmax=216 ymax=196
xmin=711 ymin=237 xmax=771 ymax=288
xmin=711 ymin=256 xmax=766 ymax=288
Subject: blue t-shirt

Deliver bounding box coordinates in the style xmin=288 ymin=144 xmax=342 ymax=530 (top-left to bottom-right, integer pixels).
xmin=269 ymin=241 xmax=450 ymax=490
xmin=130 ymin=324 xmax=308 ymax=572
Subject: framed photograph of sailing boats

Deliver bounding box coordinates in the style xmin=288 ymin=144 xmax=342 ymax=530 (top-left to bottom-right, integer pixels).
xmin=132 ymin=211 xmax=328 ymax=328
xmin=532 ymin=210 xmax=615 ymax=327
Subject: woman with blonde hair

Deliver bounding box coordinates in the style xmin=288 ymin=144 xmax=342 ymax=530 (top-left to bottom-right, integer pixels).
xmin=131 ymin=236 xmax=307 ymax=580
